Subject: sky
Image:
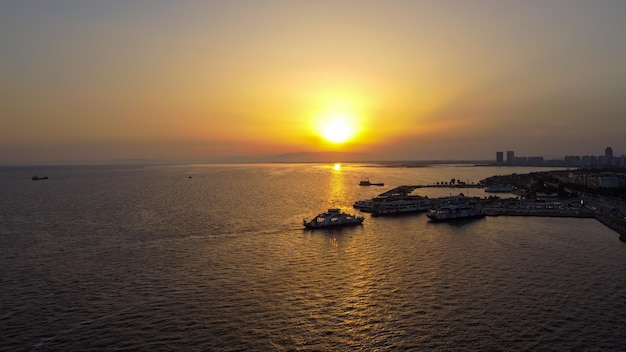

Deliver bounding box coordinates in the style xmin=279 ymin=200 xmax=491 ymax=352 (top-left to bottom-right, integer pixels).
xmin=2 ymin=0 xmax=626 ymax=165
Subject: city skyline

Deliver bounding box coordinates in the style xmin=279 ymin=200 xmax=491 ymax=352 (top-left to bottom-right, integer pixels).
xmin=2 ymin=1 xmax=626 ymax=165
xmin=494 ymin=146 xmax=624 ymax=168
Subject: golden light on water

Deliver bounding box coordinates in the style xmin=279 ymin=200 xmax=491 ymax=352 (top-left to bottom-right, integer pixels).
xmin=329 ymin=162 xmax=347 ymax=211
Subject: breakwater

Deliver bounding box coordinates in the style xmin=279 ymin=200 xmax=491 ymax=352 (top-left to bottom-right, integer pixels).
xmin=483 ymin=199 xmax=626 ymax=241
xmin=593 ymin=213 xmax=626 ymax=242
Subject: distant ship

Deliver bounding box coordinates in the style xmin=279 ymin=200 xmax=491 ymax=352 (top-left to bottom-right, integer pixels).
xmin=359 ymin=177 xmax=384 ymax=186
xmin=31 ymin=175 xmax=48 ymax=181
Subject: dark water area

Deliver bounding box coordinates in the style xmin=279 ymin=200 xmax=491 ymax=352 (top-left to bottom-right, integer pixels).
xmin=1 ymin=163 xmax=625 ymax=351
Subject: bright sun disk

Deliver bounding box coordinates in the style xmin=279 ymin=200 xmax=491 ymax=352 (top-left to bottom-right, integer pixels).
xmin=319 ymin=116 xmax=357 ymax=144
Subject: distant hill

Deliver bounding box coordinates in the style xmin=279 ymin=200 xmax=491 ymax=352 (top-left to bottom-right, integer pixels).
xmin=220 ymin=151 xmax=373 ymax=163
xmin=218 ymin=152 xmax=498 ymax=165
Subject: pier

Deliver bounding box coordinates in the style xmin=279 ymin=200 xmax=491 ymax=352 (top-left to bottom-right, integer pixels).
xmin=377 ymin=186 xmax=421 ymax=197
xmin=367 ymin=185 xmax=626 ymax=242
xmin=486 ymin=199 xmax=626 ymax=240
xmin=482 ymin=197 xmax=626 ymax=239
xmin=377 ymin=184 xmax=482 ymax=197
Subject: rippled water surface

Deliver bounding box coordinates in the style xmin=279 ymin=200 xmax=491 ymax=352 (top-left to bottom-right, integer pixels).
xmin=1 ymin=163 xmax=625 ymax=351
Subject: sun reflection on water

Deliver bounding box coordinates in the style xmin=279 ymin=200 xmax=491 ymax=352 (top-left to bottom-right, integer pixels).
xmin=329 ymin=165 xmax=348 ymax=208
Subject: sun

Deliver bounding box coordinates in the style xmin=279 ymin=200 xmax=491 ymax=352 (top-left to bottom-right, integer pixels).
xmin=322 ymin=119 xmax=353 ymax=143
xmin=317 ymin=114 xmax=358 ymax=144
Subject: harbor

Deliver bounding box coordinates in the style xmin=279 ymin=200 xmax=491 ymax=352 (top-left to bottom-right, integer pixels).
xmin=355 ymin=184 xmax=626 ymax=240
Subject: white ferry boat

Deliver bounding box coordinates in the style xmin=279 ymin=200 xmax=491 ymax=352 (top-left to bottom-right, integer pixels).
xmin=426 ymin=204 xmax=485 ymax=222
xmin=303 ymin=208 xmax=365 ymax=229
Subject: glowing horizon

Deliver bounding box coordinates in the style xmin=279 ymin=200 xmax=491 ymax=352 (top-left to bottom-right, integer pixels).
xmin=1 ymin=1 xmax=626 ymax=165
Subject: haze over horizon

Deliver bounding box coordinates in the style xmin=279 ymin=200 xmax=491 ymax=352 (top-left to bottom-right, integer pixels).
xmin=2 ymin=1 xmax=626 ymax=165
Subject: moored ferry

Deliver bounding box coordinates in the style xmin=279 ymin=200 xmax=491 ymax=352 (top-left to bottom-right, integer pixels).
xmin=353 ymin=199 xmax=375 ymax=212
xmin=371 ymin=196 xmax=430 ymax=216
xmin=426 ymin=204 xmax=485 ymax=222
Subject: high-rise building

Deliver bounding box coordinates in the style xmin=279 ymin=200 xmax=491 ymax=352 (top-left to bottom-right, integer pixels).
xmin=605 ymin=147 xmax=614 ymax=166
xmin=496 ymin=151 xmax=503 ymax=165
xmin=506 ymin=151 xmax=515 ymax=165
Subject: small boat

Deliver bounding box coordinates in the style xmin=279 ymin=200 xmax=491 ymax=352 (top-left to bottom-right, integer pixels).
xmin=426 ymin=204 xmax=485 ymax=222
xmin=359 ymin=177 xmax=384 ymax=186
xmin=32 ymin=175 xmax=48 ymax=181
xmin=303 ymin=208 xmax=365 ymax=229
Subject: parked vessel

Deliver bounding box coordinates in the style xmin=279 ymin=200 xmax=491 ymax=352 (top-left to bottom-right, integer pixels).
xmin=426 ymin=204 xmax=485 ymax=222
xmin=303 ymin=208 xmax=365 ymax=229
xmin=371 ymin=196 xmax=430 ymax=216
xmin=353 ymin=199 xmax=375 ymax=212
xmin=31 ymin=175 xmax=48 ymax=181
xmin=354 ymin=185 xmax=429 ymax=215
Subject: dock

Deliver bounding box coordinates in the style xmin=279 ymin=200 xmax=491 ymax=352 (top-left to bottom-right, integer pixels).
xmin=377 ymin=186 xmax=420 ymax=197
xmin=363 ymin=185 xmax=626 ymax=242
xmin=485 ymin=199 xmax=626 ymax=240
xmin=376 ymin=184 xmax=482 ymax=197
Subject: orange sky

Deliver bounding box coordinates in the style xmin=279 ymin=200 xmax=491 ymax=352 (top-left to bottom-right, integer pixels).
xmin=1 ymin=1 xmax=626 ymax=164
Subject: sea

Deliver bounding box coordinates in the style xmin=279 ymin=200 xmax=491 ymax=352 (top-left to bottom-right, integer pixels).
xmin=1 ymin=163 xmax=625 ymax=351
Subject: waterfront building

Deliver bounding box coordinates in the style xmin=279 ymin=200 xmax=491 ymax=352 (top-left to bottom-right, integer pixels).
xmin=551 ymin=171 xmax=569 ymax=184
xmin=565 ymin=155 xmax=583 ymax=167
xmin=506 ymin=151 xmax=515 ymax=165
xmin=583 ymin=155 xmax=598 ymax=167
xmin=599 ymin=174 xmax=619 ymax=188
xmin=497 ymin=147 xmax=621 ymax=168
xmin=568 ymin=172 xmax=620 ymax=188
